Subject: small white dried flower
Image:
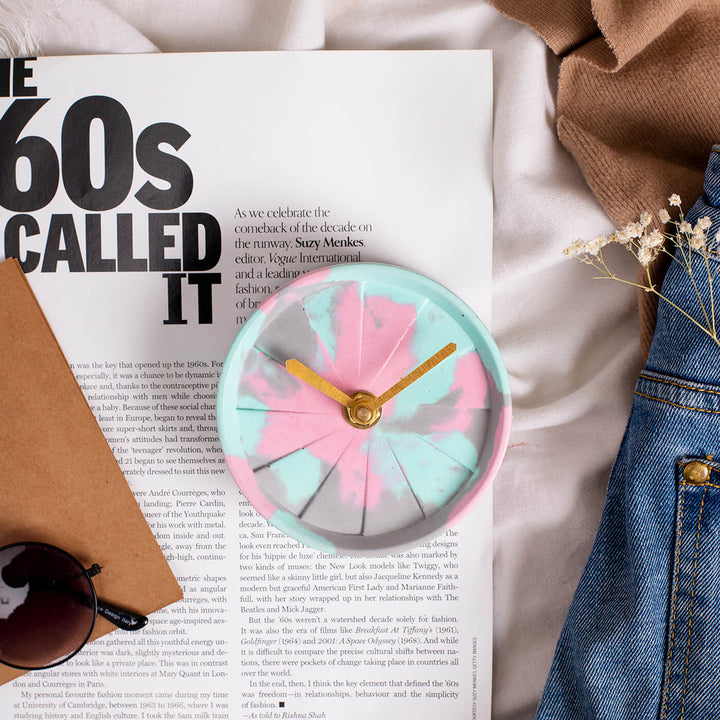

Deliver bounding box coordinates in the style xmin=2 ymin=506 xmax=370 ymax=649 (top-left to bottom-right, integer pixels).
xmin=668 ymin=194 xmax=682 ymax=207
xmin=696 ymin=216 xmax=713 ymax=231
xmin=645 ymin=230 xmax=664 ymax=248
xmin=613 ymin=227 xmax=629 ymax=245
xmin=638 ymin=245 xmax=656 ymax=267
xmin=626 ymin=222 xmax=644 ymax=239
xmin=689 ymin=231 xmax=707 ymax=251
xmin=659 ymin=208 xmax=671 ymax=224
xmin=679 ymin=220 xmax=692 ymax=235
xmin=640 ymin=212 xmax=652 ymax=227
xmin=584 ymin=235 xmax=609 ymax=255
xmin=563 ymin=239 xmax=585 ymax=257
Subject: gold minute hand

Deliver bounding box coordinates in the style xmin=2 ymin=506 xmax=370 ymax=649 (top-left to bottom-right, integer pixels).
xmin=285 ymin=359 xmax=353 ymax=407
xmin=368 ymin=342 xmax=457 ymax=411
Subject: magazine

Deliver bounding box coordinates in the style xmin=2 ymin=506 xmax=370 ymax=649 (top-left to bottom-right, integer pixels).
xmin=0 ymin=50 xmax=494 ymax=719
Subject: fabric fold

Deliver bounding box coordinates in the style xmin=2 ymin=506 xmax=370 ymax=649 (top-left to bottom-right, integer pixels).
xmin=577 ymin=0 xmax=694 ymax=71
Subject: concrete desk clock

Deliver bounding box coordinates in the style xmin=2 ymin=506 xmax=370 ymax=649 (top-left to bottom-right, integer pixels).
xmin=217 ymin=263 xmax=511 ymax=555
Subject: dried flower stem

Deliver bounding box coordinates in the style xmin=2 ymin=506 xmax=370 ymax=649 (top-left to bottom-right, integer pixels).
xmin=565 ymin=196 xmax=719 ymax=346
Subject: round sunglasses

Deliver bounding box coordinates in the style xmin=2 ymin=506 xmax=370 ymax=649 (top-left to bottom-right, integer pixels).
xmin=0 ymin=541 xmax=148 ymax=670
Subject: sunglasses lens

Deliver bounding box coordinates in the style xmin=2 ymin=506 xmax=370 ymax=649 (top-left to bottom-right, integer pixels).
xmin=0 ymin=543 xmax=97 ymax=669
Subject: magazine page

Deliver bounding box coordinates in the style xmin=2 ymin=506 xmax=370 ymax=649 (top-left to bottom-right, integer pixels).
xmin=0 ymin=50 xmax=494 ymax=719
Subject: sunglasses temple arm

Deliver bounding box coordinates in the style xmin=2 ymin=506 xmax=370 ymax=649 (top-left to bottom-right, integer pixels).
xmin=84 ymin=564 xmax=148 ymax=631
xmin=96 ymin=600 xmax=148 ymax=631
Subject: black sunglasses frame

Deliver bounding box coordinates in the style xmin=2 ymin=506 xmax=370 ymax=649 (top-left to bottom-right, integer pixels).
xmin=0 ymin=541 xmax=148 ymax=670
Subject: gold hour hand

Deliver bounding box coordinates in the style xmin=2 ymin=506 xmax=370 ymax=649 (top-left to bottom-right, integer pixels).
xmin=369 ymin=342 xmax=456 ymax=411
xmin=285 ymin=359 xmax=353 ymax=407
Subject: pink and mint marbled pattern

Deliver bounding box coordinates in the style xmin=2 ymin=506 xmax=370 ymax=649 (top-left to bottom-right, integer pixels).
xmin=218 ymin=264 xmax=511 ymax=555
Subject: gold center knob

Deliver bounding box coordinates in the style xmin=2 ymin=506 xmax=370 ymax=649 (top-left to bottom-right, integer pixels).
xmin=345 ymin=391 xmax=382 ymax=429
xmin=355 ymin=406 xmax=372 ymax=423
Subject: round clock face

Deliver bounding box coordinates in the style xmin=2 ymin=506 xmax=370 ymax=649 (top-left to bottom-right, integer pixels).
xmin=217 ymin=264 xmax=511 ymax=555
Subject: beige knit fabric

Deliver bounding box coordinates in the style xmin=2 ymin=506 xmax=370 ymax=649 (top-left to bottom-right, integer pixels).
xmin=489 ymin=0 xmax=720 ymax=355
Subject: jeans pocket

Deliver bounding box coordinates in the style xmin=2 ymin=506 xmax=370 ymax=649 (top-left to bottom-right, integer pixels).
xmin=535 ymin=371 xmax=720 ymax=720
xmin=660 ymin=458 xmax=720 ymax=720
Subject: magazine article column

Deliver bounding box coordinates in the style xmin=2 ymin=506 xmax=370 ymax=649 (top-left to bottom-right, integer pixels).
xmin=0 ymin=50 xmax=494 ymax=719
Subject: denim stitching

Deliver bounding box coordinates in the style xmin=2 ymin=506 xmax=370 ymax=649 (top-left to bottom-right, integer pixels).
xmin=681 ymin=481 xmax=720 ymax=490
xmin=633 ymin=391 xmax=720 ymax=414
xmin=679 ymin=485 xmax=708 ymax=720
xmin=663 ymin=482 xmax=688 ymax=720
xmin=639 ymin=373 xmax=720 ymax=397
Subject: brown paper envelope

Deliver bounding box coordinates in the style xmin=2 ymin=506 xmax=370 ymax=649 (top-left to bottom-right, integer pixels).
xmin=0 ymin=258 xmax=183 ymax=684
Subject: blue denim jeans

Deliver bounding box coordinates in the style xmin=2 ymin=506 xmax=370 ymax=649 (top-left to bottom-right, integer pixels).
xmin=535 ymin=146 xmax=720 ymax=719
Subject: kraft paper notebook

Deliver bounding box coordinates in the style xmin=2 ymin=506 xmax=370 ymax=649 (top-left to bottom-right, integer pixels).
xmin=0 ymin=257 xmax=182 ymax=685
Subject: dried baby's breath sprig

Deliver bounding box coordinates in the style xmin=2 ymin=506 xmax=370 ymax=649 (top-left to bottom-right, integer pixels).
xmin=564 ymin=195 xmax=720 ymax=345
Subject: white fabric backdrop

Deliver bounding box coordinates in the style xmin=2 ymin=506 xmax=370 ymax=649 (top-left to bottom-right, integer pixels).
xmin=1 ymin=2 xmax=644 ymax=717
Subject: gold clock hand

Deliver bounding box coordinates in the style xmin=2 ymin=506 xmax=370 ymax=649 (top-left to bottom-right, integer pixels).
xmin=285 ymin=359 xmax=353 ymax=407
xmin=368 ymin=342 xmax=456 ymax=411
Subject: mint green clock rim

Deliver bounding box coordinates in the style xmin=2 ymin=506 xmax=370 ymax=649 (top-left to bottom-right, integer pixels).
xmin=216 ymin=263 xmax=511 ymax=554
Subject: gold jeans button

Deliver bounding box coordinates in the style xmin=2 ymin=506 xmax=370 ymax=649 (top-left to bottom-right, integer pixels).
xmin=683 ymin=461 xmax=711 ymax=485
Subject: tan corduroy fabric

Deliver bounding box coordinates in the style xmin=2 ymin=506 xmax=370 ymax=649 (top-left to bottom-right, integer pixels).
xmin=489 ymin=0 xmax=720 ymax=354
